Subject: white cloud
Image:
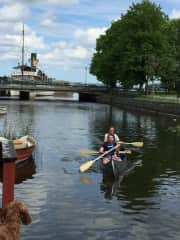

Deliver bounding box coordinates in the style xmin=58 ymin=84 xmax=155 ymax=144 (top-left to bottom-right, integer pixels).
xmin=0 ymin=3 xmax=29 ymax=21
xmin=39 ymin=41 xmax=89 ymax=72
xmin=38 ymin=16 xmax=77 ymax=39
xmin=0 ymin=31 xmax=46 ymax=51
xmin=46 ymin=0 xmax=79 ymax=4
xmin=1 ymin=52 xmax=17 ymax=60
xmin=43 ymin=44 xmax=88 ymax=61
xmin=0 ymin=0 xmax=79 ymax=5
xmin=24 ymin=32 xmax=46 ymax=50
xmin=0 ymin=22 xmax=47 ymax=63
xmin=40 ymin=19 xmax=56 ymax=28
xmin=39 ymin=26 xmax=105 ymax=70
xmin=74 ymin=27 xmax=106 ymax=45
xmin=69 ymin=46 xmax=88 ymax=58
xmin=170 ymin=9 xmax=180 ymax=19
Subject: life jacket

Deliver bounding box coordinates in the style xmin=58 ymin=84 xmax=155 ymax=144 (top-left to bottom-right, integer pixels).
xmin=103 ymin=141 xmax=116 ymax=156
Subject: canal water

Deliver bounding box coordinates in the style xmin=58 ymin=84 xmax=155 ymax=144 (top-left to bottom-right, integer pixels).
xmin=0 ymin=99 xmax=180 ymax=240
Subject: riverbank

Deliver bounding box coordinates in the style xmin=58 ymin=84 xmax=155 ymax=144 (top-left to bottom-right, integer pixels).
xmin=97 ymin=94 xmax=180 ymax=119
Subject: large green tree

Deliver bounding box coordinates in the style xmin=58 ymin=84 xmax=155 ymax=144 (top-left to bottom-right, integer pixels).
xmin=90 ymin=0 xmax=170 ymax=89
xmin=116 ymin=0 xmax=169 ymax=89
xmin=160 ymin=19 xmax=180 ymax=92
xmin=90 ymin=20 xmax=123 ymax=88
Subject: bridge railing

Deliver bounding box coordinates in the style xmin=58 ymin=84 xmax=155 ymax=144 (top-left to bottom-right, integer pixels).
xmin=0 ymin=79 xmax=52 ymax=86
xmin=0 ymin=78 xmax=107 ymax=89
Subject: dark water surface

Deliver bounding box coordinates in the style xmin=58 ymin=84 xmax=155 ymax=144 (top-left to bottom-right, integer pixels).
xmin=0 ymin=100 xmax=180 ymax=240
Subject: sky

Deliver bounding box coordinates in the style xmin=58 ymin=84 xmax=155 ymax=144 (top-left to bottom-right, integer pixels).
xmin=0 ymin=0 xmax=180 ymax=84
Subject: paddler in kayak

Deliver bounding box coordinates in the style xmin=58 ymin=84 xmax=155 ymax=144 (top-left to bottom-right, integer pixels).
xmin=99 ymin=134 xmax=117 ymax=165
xmin=104 ymin=126 xmax=119 ymax=143
xmin=99 ymin=134 xmax=128 ymax=177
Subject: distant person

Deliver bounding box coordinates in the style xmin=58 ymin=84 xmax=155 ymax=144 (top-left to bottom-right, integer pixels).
xmin=104 ymin=127 xmax=119 ymax=143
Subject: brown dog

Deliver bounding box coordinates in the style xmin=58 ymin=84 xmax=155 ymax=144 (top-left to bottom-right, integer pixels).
xmin=0 ymin=200 xmax=31 ymax=240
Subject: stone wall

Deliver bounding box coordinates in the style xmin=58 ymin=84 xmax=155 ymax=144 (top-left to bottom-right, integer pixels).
xmin=97 ymin=95 xmax=180 ymax=118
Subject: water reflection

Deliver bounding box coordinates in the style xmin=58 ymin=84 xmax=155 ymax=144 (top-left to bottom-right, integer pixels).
xmin=100 ymin=175 xmax=122 ymax=200
xmin=0 ymin=102 xmax=35 ymax=137
xmin=0 ymin=157 xmax=36 ymax=184
xmin=100 ymin=160 xmax=143 ymax=200
xmin=15 ymin=157 xmax=36 ymax=184
xmin=79 ymin=175 xmax=93 ymax=185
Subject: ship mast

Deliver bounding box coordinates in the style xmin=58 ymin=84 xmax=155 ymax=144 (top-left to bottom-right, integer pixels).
xmin=21 ymin=24 xmax=24 ymax=81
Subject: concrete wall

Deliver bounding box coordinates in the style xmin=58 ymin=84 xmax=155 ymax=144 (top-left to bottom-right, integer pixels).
xmin=97 ymin=95 xmax=180 ymax=118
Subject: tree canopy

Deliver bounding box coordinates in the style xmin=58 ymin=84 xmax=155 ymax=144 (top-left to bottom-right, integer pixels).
xmin=90 ymin=0 xmax=179 ymax=91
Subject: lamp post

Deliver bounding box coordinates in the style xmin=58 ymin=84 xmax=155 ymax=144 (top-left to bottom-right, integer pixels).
xmin=85 ymin=66 xmax=88 ymax=86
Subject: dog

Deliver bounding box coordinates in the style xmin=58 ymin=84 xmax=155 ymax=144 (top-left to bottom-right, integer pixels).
xmin=0 ymin=200 xmax=31 ymax=240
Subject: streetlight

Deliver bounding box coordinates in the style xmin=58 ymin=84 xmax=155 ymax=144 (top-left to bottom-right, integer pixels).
xmin=84 ymin=65 xmax=90 ymax=86
xmin=85 ymin=66 xmax=88 ymax=86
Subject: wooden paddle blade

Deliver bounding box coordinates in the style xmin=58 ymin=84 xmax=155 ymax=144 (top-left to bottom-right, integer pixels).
xmin=119 ymin=141 xmax=144 ymax=147
xmin=130 ymin=142 xmax=144 ymax=147
xmin=79 ymin=160 xmax=95 ymax=173
xmin=80 ymin=149 xmax=99 ymax=155
xmin=125 ymin=150 xmax=132 ymax=154
xmin=118 ymin=150 xmax=132 ymax=154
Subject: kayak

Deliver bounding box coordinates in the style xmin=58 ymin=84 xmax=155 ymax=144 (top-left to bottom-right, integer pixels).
xmin=100 ymin=157 xmax=128 ymax=179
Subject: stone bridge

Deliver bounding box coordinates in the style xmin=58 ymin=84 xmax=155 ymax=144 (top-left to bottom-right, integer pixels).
xmin=0 ymin=79 xmax=109 ymax=101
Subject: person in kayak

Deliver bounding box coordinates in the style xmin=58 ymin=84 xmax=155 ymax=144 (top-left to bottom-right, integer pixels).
xmin=104 ymin=127 xmax=119 ymax=143
xmin=99 ymin=134 xmax=117 ymax=165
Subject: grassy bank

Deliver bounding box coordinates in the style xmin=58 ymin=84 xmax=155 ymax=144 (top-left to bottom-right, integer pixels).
xmin=135 ymin=94 xmax=180 ymax=104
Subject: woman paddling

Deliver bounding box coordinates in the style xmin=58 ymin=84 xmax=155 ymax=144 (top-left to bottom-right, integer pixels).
xmin=99 ymin=134 xmax=117 ymax=165
xmin=99 ymin=134 xmax=127 ymax=178
xmin=104 ymin=126 xmax=119 ymax=143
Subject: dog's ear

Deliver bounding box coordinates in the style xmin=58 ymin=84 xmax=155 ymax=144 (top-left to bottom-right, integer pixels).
xmin=19 ymin=207 xmax=31 ymax=225
xmin=7 ymin=200 xmax=32 ymax=225
xmin=13 ymin=200 xmax=32 ymax=225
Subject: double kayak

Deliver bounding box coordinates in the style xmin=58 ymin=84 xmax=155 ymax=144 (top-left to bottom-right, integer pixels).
xmin=100 ymin=157 xmax=127 ymax=179
xmin=100 ymin=157 xmax=142 ymax=179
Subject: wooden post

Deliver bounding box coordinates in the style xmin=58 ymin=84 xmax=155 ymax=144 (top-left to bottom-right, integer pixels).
xmin=0 ymin=140 xmax=16 ymax=208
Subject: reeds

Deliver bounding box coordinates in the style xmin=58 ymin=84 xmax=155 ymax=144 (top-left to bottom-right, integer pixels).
xmin=0 ymin=124 xmax=30 ymax=140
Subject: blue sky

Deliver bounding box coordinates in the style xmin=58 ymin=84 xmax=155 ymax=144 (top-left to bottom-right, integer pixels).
xmin=0 ymin=0 xmax=180 ymax=84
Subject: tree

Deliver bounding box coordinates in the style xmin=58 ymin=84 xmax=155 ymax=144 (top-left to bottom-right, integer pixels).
xmin=90 ymin=20 xmax=123 ymax=88
xmin=117 ymin=0 xmax=169 ymax=89
xmin=160 ymin=19 xmax=180 ymax=93
xmin=90 ymin=0 xmax=170 ymax=90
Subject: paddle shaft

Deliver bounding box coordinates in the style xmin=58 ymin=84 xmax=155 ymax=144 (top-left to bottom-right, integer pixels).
xmin=91 ymin=144 xmax=120 ymax=164
xmin=81 ymin=149 xmax=131 ymax=155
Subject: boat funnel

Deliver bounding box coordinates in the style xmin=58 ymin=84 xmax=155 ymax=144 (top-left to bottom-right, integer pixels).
xmin=31 ymin=53 xmax=39 ymax=68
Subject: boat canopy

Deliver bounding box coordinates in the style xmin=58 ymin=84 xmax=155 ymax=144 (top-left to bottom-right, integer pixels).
xmin=13 ymin=65 xmax=36 ymax=72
